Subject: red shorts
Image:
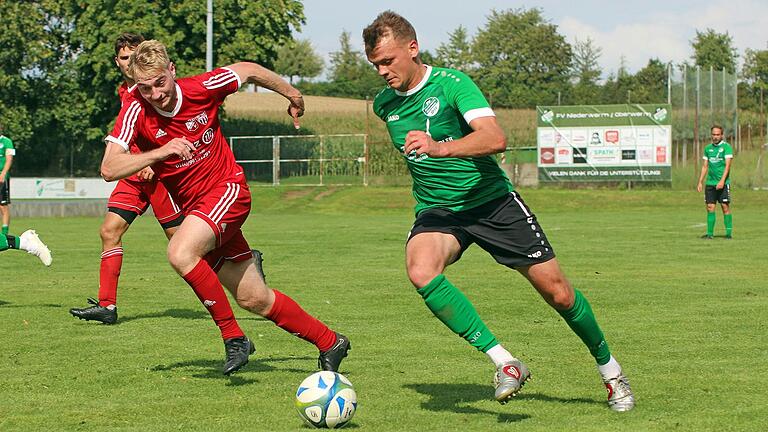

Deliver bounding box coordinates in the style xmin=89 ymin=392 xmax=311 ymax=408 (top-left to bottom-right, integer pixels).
xmin=108 ymin=177 xmax=182 ymax=224
xmin=187 ymin=181 xmax=253 ymax=272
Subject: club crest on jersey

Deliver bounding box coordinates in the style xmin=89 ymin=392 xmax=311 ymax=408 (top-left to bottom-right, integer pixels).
xmin=186 ymin=112 xmax=210 ymax=132
xmin=422 ymin=97 xmax=440 ymax=117
xmin=202 ymin=128 xmax=214 ymax=145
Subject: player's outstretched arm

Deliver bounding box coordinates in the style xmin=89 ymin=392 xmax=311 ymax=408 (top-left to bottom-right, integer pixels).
xmin=100 ymin=139 xmax=192 ymax=182
xmin=226 ymin=62 xmax=304 ymax=128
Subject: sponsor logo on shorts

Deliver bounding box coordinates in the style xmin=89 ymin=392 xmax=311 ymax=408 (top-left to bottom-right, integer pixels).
xmin=203 ymin=300 xmax=216 ymax=307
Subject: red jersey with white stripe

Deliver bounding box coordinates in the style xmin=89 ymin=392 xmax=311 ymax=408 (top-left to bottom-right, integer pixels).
xmin=106 ymin=67 xmax=244 ymax=209
xmin=118 ymin=82 xmax=137 ymax=107
xmin=117 ymin=82 xmax=143 ymax=181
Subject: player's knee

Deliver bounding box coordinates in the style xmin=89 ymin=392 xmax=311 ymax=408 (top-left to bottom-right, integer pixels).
xmin=236 ymin=293 xmax=271 ymax=315
xmin=99 ymin=223 xmax=122 ymax=245
xmin=166 ymin=244 xmax=196 ymax=274
xmin=407 ymin=265 xmax=441 ymax=289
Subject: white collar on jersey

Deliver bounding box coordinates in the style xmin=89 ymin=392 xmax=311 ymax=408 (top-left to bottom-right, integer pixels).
xmin=395 ymin=65 xmax=432 ymax=97
xmin=127 ymin=83 xmax=137 ymax=93
xmin=153 ymin=83 xmax=183 ymax=118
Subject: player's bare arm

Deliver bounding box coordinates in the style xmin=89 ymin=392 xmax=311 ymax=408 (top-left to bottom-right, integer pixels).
xmin=0 ymin=154 xmax=12 ymax=184
xmin=697 ymin=159 xmax=709 ymax=192
xmin=403 ymin=116 xmax=506 ymax=158
xmin=100 ymin=138 xmax=193 ymax=181
xmin=226 ymin=62 xmax=305 ymax=128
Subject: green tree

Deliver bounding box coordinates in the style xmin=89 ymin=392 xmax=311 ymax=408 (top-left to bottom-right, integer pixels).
xmin=570 ymin=37 xmax=602 ymax=104
xmin=471 ymin=8 xmax=572 ymax=107
xmin=435 ymin=26 xmax=473 ymax=71
xmin=325 ymin=31 xmax=380 ymax=98
xmin=741 ymin=48 xmax=768 ymax=111
xmin=631 ymin=58 xmax=668 ymax=103
xmin=3 ymin=0 xmax=305 ymax=176
xmin=691 ymin=28 xmax=738 ymax=74
xmin=275 ymin=39 xmax=324 ymax=84
xmin=743 ymin=48 xmax=768 ymax=90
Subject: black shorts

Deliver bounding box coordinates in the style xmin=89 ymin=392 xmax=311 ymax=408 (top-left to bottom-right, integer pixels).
xmin=705 ymin=185 xmax=731 ymax=204
xmin=407 ymin=191 xmax=556 ymax=268
xmin=0 ymin=179 xmax=9 ymax=205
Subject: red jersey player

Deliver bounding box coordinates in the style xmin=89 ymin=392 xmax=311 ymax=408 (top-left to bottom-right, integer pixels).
xmin=99 ymin=40 xmax=350 ymax=375
xmin=70 ymin=33 xmax=184 ymax=325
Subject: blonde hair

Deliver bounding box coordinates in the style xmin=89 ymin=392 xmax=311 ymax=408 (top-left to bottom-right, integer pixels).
xmin=128 ymin=40 xmax=170 ymax=80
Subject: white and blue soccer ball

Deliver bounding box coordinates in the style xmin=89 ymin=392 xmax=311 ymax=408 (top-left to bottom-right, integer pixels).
xmin=294 ymin=371 xmax=357 ymax=429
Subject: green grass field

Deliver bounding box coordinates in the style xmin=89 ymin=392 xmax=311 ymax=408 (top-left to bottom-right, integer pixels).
xmin=1 ymin=187 xmax=767 ymax=431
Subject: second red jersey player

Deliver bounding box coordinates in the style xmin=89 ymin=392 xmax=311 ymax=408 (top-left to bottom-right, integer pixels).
xmin=100 ymin=40 xmax=350 ymax=375
xmin=70 ymin=33 xmax=183 ymax=325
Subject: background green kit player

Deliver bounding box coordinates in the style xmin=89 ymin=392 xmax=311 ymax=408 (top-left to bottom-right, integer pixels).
xmin=0 ymin=127 xmax=52 ymax=266
xmin=697 ymin=125 xmax=733 ymax=239
xmin=0 ymin=126 xmax=15 ymax=235
xmin=363 ymin=10 xmax=634 ymax=411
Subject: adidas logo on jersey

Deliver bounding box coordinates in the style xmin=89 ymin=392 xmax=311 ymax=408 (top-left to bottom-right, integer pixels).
xmin=155 ymin=128 xmax=167 ymax=138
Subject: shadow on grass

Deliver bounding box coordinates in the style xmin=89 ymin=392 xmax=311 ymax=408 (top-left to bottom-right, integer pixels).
xmin=405 ymin=383 xmax=603 ymax=422
xmin=117 ymin=308 xmax=269 ymax=324
xmin=404 ymin=383 xmax=530 ymax=423
xmin=0 ymin=300 xmax=10 ymax=306
xmin=150 ymin=355 xmax=315 ymax=386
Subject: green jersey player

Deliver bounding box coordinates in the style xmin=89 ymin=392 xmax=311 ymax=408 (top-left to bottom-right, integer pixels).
xmin=0 ymin=123 xmax=15 ymax=235
xmin=0 ymin=122 xmax=51 ymax=265
xmin=696 ymin=125 xmax=733 ymax=239
xmin=364 ymin=11 xmax=634 ymax=411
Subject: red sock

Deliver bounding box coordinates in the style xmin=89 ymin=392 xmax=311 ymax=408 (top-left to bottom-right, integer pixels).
xmin=267 ymin=290 xmax=336 ymax=351
xmin=98 ymin=247 xmax=123 ymax=307
xmin=182 ymin=259 xmax=244 ymax=340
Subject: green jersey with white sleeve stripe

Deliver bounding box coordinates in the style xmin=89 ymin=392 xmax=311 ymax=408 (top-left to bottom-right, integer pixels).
xmin=0 ymin=135 xmax=15 ymax=181
xmin=702 ymin=141 xmax=733 ymax=186
xmin=373 ymin=66 xmax=513 ymax=215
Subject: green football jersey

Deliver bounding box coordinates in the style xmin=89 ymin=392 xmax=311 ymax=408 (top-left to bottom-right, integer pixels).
xmin=702 ymin=141 xmax=733 ymax=186
xmin=373 ymin=66 xmax=513 ymax=215
xmin=0 ymin=135 xmax=15 ymax=181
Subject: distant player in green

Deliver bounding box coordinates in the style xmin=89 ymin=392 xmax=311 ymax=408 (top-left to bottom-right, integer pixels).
xmin=0 ymin=121 xmax=14 ymax=235
xmin=364 ymin=11 xmax=634 ymax=412
xmin=697 ymin=125 xmax=733 ymax=239
xmin=0 ymin=121 xmax=53 ymax=265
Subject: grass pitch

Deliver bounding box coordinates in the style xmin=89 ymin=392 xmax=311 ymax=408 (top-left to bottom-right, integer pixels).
xmin=1 ymin=187 xmax=766 ymax=431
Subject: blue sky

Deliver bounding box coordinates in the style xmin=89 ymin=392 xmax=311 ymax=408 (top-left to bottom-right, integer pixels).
xmin=299 ymin=0 xmax=768 ymax=76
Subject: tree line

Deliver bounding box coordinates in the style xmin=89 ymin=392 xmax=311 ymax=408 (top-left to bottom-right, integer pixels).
xmin=282 ymin=9 xmax=766 ymax=113
xmin=1 ymin=4 xmax=765 ymax=176
xmin=0 ymin=0 xmax=304 ymax=176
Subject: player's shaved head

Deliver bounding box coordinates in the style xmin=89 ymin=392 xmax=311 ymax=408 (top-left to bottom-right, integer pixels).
xmin=363 ymin=11 xmax=417 ymax=54
xmin=128 ymin=40 xmax=171 ymax=81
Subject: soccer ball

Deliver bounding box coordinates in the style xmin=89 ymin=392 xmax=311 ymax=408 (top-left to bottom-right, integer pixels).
xmin=294 ymin=371 xmax=357 ymax=428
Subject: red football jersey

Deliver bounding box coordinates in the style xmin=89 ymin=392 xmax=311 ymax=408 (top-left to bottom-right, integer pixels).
xmin=117 ymin=82 xmax=137 ymax=106
xmin=116 ymin=82 xmax=143 ymax=180
xmin=106 ymin=67 xmax=244 ymax=208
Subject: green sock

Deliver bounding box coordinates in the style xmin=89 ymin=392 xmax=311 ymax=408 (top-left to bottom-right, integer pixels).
xmin=0 ymin=234 xmax=17 ymax=251
xmin=417 ymin=275 xmax=498 ymax=352
xmin=557 ymin=289 xmax=611 ymax=365
xmin=1 ymin=225 xmax=8 ymax=235
xmin=724 ymin=214 xmax=732 ymax=236
xmin=706 ymin=212 xmax=716 ymax=236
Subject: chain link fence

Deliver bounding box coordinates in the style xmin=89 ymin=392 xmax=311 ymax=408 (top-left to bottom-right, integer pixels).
xmin=668 ymin=64 xmax=739 ymax=168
